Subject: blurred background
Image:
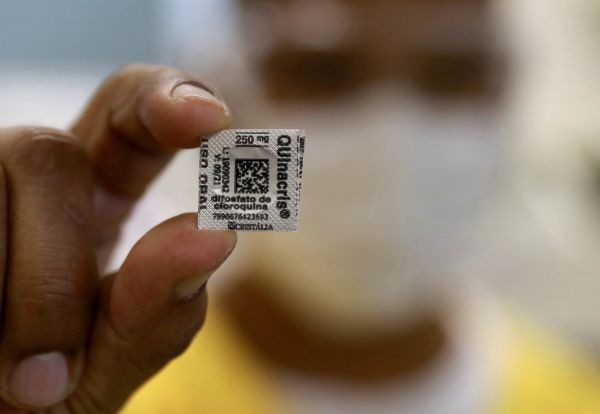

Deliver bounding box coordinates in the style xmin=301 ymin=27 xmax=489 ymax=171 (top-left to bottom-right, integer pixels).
xmin=1 ymin=0 xmax=600 ymax=413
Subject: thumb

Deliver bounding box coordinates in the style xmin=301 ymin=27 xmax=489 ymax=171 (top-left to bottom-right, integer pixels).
xmin=60 ymin=213 xmax=236 ymax=413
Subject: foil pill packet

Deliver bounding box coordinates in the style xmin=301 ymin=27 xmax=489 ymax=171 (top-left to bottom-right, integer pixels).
xmin=198 ymin=129 xmax=306 ymax=231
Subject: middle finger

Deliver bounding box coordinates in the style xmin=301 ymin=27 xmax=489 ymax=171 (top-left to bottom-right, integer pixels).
xmin=0 ymin=127 xmax=97 ymax=410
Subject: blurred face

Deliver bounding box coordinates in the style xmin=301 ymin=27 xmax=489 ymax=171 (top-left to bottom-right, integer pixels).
xmin=240 ymin=0 xmax=492 ymax=103
xmin=232 ymin=0 xmax=499 ymax=337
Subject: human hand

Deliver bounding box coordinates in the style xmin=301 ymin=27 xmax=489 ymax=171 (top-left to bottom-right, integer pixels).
xmin=0 ymin=64 xmax=235 ymax=413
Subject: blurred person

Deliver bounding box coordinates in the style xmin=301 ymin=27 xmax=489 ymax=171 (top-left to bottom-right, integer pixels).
xmin=119 ymin=0 xmax=600 ymax=413
xmin=3 ymin=1 xmax=599 ymax=414
xmin=221 ymin=1 xmax=502 ymax=413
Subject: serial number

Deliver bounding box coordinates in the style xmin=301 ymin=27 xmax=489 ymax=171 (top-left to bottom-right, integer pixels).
xmin=212 ymin=212 xmax=269 ymax=221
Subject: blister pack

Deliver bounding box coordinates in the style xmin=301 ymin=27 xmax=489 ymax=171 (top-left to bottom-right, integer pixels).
xmin=198 ymin=129 xmax=305 ymax=231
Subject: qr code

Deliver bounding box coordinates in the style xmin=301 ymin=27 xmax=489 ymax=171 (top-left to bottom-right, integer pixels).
xmin=235 ymin=159 xmax=270 ymax=194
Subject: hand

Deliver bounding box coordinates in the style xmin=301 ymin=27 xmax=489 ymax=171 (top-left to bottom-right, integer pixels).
xmin=0 ymin=64 xmax=236 ymax=413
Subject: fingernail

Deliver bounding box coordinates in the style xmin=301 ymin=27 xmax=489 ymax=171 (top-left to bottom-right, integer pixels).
xmin=174 ymin=272 xmax=212 ymax=301
xmin=8 ymin=352 xmax=69 ymax=408
xmin=170 ymin=81 xmax=229 ymax=113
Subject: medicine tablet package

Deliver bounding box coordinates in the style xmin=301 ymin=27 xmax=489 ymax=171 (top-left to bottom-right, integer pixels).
xmin=198 ymin=129 xmax=306 ymax=231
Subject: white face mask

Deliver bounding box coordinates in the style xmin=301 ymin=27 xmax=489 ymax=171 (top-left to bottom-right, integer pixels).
xmin=234 ymin=85 xmax=500 ymax=337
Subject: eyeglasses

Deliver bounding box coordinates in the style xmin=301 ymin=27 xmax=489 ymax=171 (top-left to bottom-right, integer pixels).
xmin=257 ymin=44 xmax=498 ymax=103
xmin=240 ymin=0 xmax=498 ymax=103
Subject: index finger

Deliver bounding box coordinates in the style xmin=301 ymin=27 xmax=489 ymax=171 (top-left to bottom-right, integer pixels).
xmin=72 ymin=63 xmax=231 ymax=199
xmin=71 ymin=64 xmax=231 ymax=255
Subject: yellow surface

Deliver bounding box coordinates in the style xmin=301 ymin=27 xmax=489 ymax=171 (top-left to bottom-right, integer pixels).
xmin=121 ymin=306 xmax=285 ymax=414
xmin=490 ymin=317 xmax=600 ymax=414
xmin=122 ymin=304 xmax=600 ymax=414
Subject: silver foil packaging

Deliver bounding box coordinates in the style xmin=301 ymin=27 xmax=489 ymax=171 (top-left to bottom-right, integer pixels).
xmin=198 ymin=129 xmax=306 ymax=231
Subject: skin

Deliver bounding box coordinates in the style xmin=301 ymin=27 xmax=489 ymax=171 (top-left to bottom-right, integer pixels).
xmin=0 ymin=64 xmax=237 ymax=413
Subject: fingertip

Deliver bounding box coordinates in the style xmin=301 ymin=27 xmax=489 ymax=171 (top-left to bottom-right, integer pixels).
xmin=140 ymin=82 xmax=232 ymax=148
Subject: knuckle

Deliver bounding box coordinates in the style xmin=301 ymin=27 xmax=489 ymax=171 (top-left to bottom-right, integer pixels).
xmin=9 ymin=127 xmax=88 ymax=177
xmin=16 ymin=264 xmax=95 ymax=317
xmin=12 ymin=289 xmax=93 ymax=347
xmin=18 ymin=291 xmax=86 ymax=319
xmin=15 ymin=126 xmax=78 ymax=144
xmin=112 ymin=63 xmax=163 ymax=88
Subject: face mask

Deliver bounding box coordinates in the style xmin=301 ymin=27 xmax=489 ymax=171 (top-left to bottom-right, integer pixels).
xmin=234 ymin=85 xmax=500 ymax=337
